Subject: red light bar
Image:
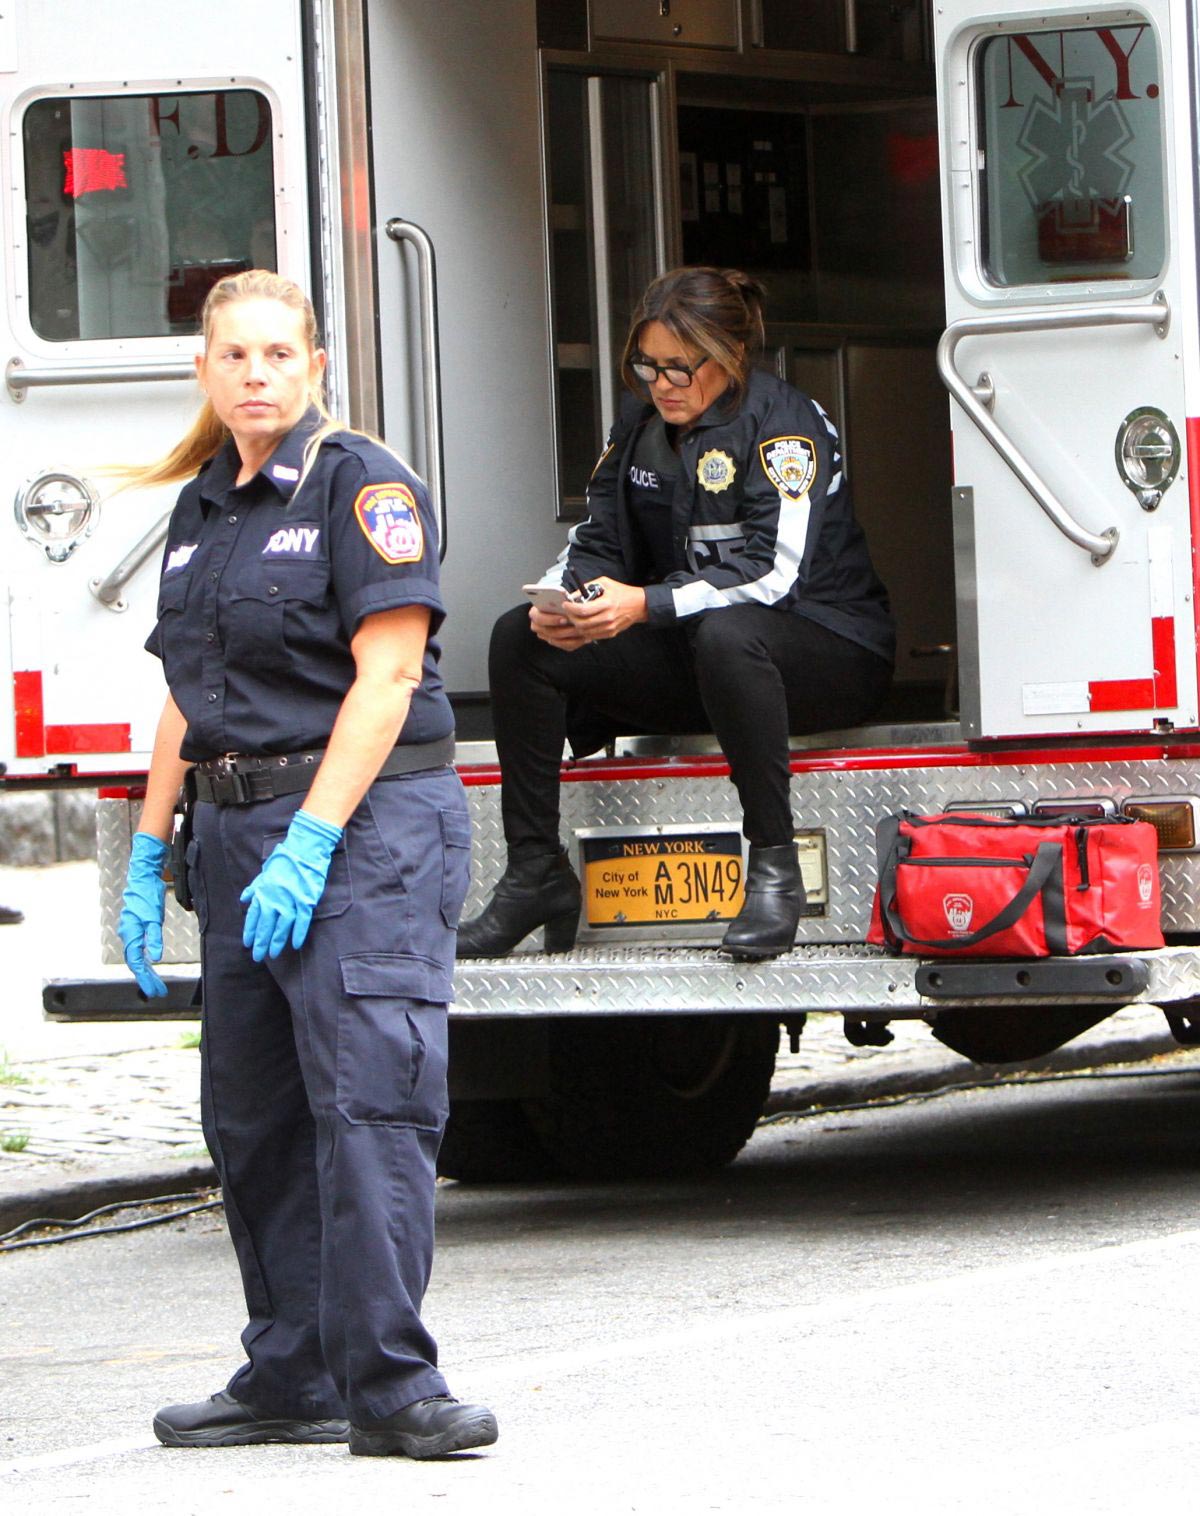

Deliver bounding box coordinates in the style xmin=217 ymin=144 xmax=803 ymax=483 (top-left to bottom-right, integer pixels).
xmin=63 ymin=147 xmax=127 ymax=198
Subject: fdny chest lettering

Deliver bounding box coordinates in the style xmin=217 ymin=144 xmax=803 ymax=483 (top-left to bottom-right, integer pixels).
xmin=353 ymin=482 xmax=425 ymax=564
xmin=263 ymin=525 xmax=321 ymax=556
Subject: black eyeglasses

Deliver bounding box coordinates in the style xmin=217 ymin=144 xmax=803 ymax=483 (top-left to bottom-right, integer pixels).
xmin=628 ymin=354 xmax=709 ymax=388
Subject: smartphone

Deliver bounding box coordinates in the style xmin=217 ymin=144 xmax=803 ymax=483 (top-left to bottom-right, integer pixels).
xmin=522 ymin=583 xmax=573 ymax=612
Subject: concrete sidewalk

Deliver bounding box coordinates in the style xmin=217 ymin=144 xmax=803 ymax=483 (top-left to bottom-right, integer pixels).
xmin=1 ymin=859 xmax=1196 ymax=1232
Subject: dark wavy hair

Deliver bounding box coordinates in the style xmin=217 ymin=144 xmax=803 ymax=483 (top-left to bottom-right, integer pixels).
xmin=621 ymin=265 xmax=767 ymax=407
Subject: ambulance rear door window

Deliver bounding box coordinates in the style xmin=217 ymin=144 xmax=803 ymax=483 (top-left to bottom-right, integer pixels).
xmin=976 ymin=22 xmax=1166 ymax=287
xmin=23 ymin=89 xmax=276 ymax=341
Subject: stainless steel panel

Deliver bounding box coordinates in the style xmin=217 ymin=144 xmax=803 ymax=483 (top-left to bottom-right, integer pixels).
xmin=452 ymin=941 xmax=1200 ymax=1017
xmin=97 ymin=799 xmax=200 ymax=965
xmin=462 ymin=745 xmax=1200 ymax=944
xmin=952 ymin=486 xmax=981 ymax=736
xmin=97 ymin=744 xmax=1200 ymax=1006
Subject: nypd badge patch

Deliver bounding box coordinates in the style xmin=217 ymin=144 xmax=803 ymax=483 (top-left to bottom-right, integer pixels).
xmin=697 ymin=448 xmax=736 ymax=493
xmin=353 ymin=483 xmax=424 ymax=564
xmin=759 ymin=436 xmax=817 ymax=500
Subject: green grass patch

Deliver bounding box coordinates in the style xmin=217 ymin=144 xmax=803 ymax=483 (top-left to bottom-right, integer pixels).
xmin=1 ymin=1131 xmax=30 ymax=1153
xmin=0 ymin=1048 xmax=31 ymax=1087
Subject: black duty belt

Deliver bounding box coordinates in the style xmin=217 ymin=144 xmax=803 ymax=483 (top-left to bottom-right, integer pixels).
xmin=191 ymin=734 xmax=455 ymax=806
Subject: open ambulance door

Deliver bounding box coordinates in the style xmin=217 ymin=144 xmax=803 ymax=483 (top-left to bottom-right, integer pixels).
xmin=933 ymin=2 xmax=1199 ymax=739
xmin=0 ymin=0 xmax=309 ymax=780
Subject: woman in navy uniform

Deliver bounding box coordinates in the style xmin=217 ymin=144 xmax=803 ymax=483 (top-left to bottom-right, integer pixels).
xmin=117 ymin=271 xmax=496 ymax=1459
xmin=459 ymin=266 xmax=894 ymax=961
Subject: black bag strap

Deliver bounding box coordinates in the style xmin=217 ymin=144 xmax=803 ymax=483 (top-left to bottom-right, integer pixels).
xmin=875 ymin=816 xmax=1066 ymax=951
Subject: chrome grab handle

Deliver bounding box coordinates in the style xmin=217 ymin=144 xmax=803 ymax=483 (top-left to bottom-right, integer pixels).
xmin=935 ymin=293 xmax=1170 ymax=566
xmin=88 ymin=510 xmax=172 ymax=614
xmin=6 ymin=357 xmax=196 ymax=403
xmin=383 ymin=218 xmax=447 ymax=558
xmin=586 ymin=78 xmax=616 ymax=441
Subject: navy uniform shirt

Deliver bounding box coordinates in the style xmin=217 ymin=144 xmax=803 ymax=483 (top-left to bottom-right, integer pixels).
xmin=146 ymin=410 xmax=453 ymax=762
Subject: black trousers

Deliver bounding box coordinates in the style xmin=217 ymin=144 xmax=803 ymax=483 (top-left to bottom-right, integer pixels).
xmin=490 ymin=601 xmax=892 ymax=853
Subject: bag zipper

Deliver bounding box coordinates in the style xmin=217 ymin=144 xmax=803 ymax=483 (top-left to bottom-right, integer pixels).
xmin=898 ymin=856 xmax=1032 ymax=869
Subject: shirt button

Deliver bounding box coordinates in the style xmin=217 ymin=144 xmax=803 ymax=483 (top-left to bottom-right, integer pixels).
xmin=206 ymin=692 xmax=217 ymax=703
xmin=267 ymin=585 xmax=279 ymax=596
xmin=210 ymin=571 xmax=219 ymax=581
xmin=227 ymin=514 xmax=238 ymax=525
xmin=206 ymin=632 xmax=215 ymax=643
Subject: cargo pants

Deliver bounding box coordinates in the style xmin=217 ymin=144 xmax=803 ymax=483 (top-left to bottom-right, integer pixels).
xmin=188 ymin=765 xmax=471 ymax=1425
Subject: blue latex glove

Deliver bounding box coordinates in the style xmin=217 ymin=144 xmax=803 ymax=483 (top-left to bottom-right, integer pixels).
xmin=118 ymin=831 xmax=170 ymax=998
xmin=240 ymin=809 xmax=344 ymax=962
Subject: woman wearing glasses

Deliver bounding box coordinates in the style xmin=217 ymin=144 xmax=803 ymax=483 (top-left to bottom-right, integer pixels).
xmin=459 ymin=265 xmax=894 ymax=961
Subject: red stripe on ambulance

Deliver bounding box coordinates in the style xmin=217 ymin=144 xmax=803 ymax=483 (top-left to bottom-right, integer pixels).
xmin=12 ymin=670 xmax=130 ymax=758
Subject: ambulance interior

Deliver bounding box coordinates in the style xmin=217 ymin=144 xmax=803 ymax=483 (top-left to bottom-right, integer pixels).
xmin=540 ymin=12 xmax=955 ymax=731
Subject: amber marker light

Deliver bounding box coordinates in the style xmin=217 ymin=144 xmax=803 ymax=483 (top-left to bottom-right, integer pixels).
xmin=1122 ymin=799 xmax=1198 ymax=851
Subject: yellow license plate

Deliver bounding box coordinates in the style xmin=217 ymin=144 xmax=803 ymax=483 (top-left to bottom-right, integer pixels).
xmin=580 ymin=830 xmax=745 ymax=928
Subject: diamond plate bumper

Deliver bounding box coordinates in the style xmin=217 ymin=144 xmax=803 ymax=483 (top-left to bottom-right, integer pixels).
xmin=451 ymin=942 xmax=1200 ymax=1019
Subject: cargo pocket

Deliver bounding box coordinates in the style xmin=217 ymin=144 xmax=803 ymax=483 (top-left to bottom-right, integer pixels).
xmin=259 ymin=826 xmax=353 ymax=920
xmin=439 ymin=807 xmax=472 ymax=928
xmin=335 ymin=953 xmax=450 ymax=1128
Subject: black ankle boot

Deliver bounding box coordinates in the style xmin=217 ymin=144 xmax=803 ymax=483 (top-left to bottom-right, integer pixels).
xmin=719 ymin=843 xmax=805 ymax=961
xmin=456 ymin=851 xmax=581 ymax=958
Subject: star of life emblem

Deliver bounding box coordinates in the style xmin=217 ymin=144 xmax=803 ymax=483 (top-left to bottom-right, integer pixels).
xmin=1016 ymin=78 xmax=1135 ymax=213
xmin=943 ymin=893 xmax=974 ymax=935
xmin=759 ymin=436 xmax=817 ymax=500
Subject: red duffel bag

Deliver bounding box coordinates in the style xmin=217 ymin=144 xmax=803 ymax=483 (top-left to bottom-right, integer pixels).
xmin=867 ymin=811 xmax=1164 ymax=957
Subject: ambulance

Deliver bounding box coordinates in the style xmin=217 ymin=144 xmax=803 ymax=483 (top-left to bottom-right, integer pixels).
xmin=3 ymin=0 xmax=1200 ymax=1179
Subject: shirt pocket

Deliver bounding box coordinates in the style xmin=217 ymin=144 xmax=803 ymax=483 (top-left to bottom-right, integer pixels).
xmin=226 ymin=561 xmax=331 ymax=676
xmin=157 ymin=570 xmax=192 ymax=618
xmin=153 ymin=571 xmax=193 ymax=671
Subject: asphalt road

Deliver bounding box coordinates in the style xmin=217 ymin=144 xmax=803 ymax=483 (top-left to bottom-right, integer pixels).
xmin=3 ymin=1066 xmax=1199 ymax=1515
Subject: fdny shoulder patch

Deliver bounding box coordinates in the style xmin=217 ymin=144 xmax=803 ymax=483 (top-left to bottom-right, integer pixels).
xmin=759 ymin=435 xmax=817 ymax=500
xmin=697 ymin=449 xmax=736 ymax=493
xmin=353 ymin=482 xmax=424 ymax=564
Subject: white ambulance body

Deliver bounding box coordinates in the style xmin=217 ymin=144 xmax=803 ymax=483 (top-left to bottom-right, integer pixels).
xmin=4 ymin=0 xmax=1200 ymax=1177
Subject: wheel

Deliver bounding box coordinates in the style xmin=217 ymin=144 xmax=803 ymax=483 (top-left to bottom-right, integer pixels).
xmin=522 ymin=1014 xmax=779 ymax=1180
xmin=437 ymin=1098 xmax=560 ymax=1183
xmin=930 ymin=1004 xmax=1112 ymax=1064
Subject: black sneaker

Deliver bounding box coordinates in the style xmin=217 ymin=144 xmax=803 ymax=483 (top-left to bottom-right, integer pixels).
xmin=349 ymin=1395 xmax=498 ymax=1459
xmin=152 ymin=1389 xmax=349 ymax=1448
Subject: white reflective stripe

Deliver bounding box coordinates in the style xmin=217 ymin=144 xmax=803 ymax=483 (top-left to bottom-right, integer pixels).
xmin=1148 ymin=521 xmax=1173 ymax=618
xmin=827 ymin=471 xmax=843 ymax=494
xmin=687 ymin=523 xmax=746 ymax=541
xmin=811 ymin=398 xmax=839 ymax=439
xmin=671 ymin=492 xmax=813 ymax=617
xmin=673 ymin=578 xmax=734 ymax=616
